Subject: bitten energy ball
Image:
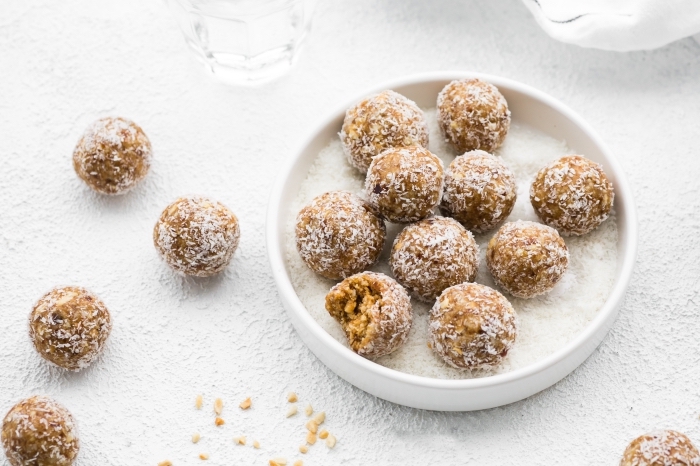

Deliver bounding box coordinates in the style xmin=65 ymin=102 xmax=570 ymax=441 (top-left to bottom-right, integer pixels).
xmin=437 ymin=78 xmax=510 ymax=153
xmin=365 ymin=146 xmax=444 ymax=223
xmin=621 ymin=430 xmax=700 ymax=466
xmin=1 ymin=396 xmax=79 ymax=466
xmin=295 ymin=191 xmax=386 ymax=280
xmin=429 ymin=283 xmax=517 ymax=370
xmin=73 ymin=116 xmax=152 ymax=195
xmin=153 ymin=196 xmax=241 ymax=277
xmin=486 ymin=221 xmax=569 ymax=298
xmin=325 ymin=272 xmax=412 ymax=359
xmin=340 ymin=90 xmax=429 ymax=172
xmin=29 ymin=286 xmax=112 ymax=371
xmin=390 ymin=216 xmax=479 ymax=302
xmin=531 ymin=155 xmax=614 ymax=236
xmin=440 ymin=150 xmax=517 ymax=233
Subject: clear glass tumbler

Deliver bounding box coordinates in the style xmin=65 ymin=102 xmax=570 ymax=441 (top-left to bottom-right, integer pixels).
xmin=168 ymin=0 xmax=317 ymax=84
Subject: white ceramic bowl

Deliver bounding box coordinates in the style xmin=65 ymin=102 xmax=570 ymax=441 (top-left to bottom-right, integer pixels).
xmin=266 ymin=72 xmax=637 ymax=411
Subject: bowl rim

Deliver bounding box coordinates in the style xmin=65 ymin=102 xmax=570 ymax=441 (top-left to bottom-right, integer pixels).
xmin=266 ymin=71 xmax=638 ymax=391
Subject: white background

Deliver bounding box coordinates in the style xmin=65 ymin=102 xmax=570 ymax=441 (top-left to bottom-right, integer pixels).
xmin=1 ymin=1 xmax=699 ymax=465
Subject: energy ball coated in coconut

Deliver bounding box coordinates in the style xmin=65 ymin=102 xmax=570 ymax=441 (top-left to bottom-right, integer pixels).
xmin=295 ymin=191 xmax=386 ymax=280
xmin=440 ymin=150 xmax=517 ymax=233
xmin=390 ymin=216 xmax=479 ymax=302
xmin=531 ymin=155 xmax=614 ymax=236
xmin=365 ymin=146 xmax=444 ymax=223
xmin=325 ymin=272 xmax=412 ymax=359
xmin=429 ymin=283 xmax=517 ymax=370
xmin=72 ymin=116 xmax=152 ymax=195
xmin=620 ymin=430 xmax=700 ymax=466
xmin=437 ymin=78 xmax=511 ymax=154
xmin=486 ymin=221 xmax=569 ymax=298
xmin=340 ymin=90 xmax=429 ymax=173
xmin=153 ymin=196 xmax=241 ymax=277
xmin=29 ymin=286 xmax=112 ymax=371
xmin=1 ymin=396 xmax=79 ymax=466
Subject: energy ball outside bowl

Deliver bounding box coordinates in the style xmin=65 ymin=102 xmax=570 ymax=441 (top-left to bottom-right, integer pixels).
xmin=340 ymin=90 xmax=429 ymax=173
xmin=437 ymin=78 xmax=511 ymax=154
xmin=440 ymin=150 xmax=517 ymax=233
xmin=295 ymin=191 xmax=386 ymax=280
xmin=1 ymin=396 xmax=79 ymax=466
xmin=620 ymin=430 xmax=700 ymax=466
xmin=429 ymin=282 xmax=517 ymax=370
xmin=390 ymin=216 xmax=479 ymax=302
xmin=530 ymin=155 xmax=614 ymax=236
xmin=486 ymin=220 xmax=569 ymax=299
xmin=29 ymin=286 xmax=112 ymax=371
xmin=325 ymin=272 xmax=412 ymax=359
xmin=365 ymin=146 xmax=444 ymax=223
xmin=72 ymin=116 xmax=152 ymax=195
xmin=153 ymin=196 xmax=241 ymax=277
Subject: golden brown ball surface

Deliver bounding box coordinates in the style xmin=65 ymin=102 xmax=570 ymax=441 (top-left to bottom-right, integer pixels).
xmin=295 ymin=191 xmax=386 ymax=280
xmin=29 ymin=286 xmax=112 ymax=371
xmin=440 ymin=150 xmax=517 ymax=233
xmin=72 ymin=116 xmax=152 ymax=195
xmin=620 ymin=430 xmax=700 ymax=466
xmin=325 ymin=272 xmax=412 ymax=359
xmin=1 ymin=396 xmax=79 ymax=466
xmin=365 ymin=146 xmax=444 ymax=223
xmin=340 ymin=90 xmax=429 ymax=172
xmin=153 ymin=196 xmax=241 ymax=277
xmin=437 ymin=78 xmax=510 ymax=154
xmin=530 ymin=155 xmax=614 ymax=236
xmin=486 ymin=220 xmax=569 ymax=298
xmin=429 ymin=283 xmax=517 ymax=370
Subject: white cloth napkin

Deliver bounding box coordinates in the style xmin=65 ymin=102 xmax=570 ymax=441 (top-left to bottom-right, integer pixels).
xmin=522 ymin=0 xmax=700 ymax=51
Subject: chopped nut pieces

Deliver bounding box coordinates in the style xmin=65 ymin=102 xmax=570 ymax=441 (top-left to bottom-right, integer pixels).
xmin=214 ymin=398 xmax=223 ymax=415
xmin=306 ymin=432 xmax=317 ymax=445
xmin=253 ymin=440 xmax=261 ymax=449
xmin=304 ymin=405 xmax=313 ymax=416
xmin=286 ymin=405 xmax=298 ymax=418
xmin=325 ymin=434 xmax=337 ymax=449
xmin=195 ymin=394 xmax=203 ymax=409
xmin=158 ymin=461 xmax=173 ymax=466
xmin=299 ymin=445 xmax=309 ymax=454
xmin=192 ymin=433 xmax=201 ymax=443
xmin=287 ymin=392 xmax=298 ymax=403
xmin=239 ymin=397 xmax=252 ymax=410
xmin=319 ymin=430 xmax=329 ymax=440
xmin=312 ymin=411 xmax=325 ymax=425
xmin=215 ymin=417 xmax=225 ymax=426
xmin=269 ymin=458 xmax=287 ymax=466
xmin=294 ymin=461 xmax=303 ymax=466
xmin=199 ymin=453 xmax=209 ymax=460
xmin=306 ymin=420 xmax=318 ymax=434
xmin=233 ymin=436 xmax=246 ymax=445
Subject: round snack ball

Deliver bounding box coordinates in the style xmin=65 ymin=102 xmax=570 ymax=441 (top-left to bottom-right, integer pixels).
xmin=153 ymin=196 xmax=241 ymax=277
xmin=530 ymin=154 xmax=614 ymax=236
xmin=437 ymin=78 xmax=511 ymax=154
xmin=325 ymin=272 xmax=412 ymax=359
xmin=2 ymin=396 xmax=79 ymax=466
xmin=340 ymin=90 xmax=429 ymax=172
xmin=365 ymin=146 xmax=444 ymax=223
xmin=390 ymin=216 xmax=479 ymax=302
xmin=295 ymin=191 xmax=386 ymax=280
xmin=72 ymin=116 xmax=152 ymax=195
xmin=621 ymin=430 xmax=700 ymax=466
xmin=29 ymin=286 xmax=112 ymax=371
xmin=486 ymin=220 xmax=569 ymax=298
xmin=440 ymin=150 xmax=517 ymax=233
xmin=429 ymin=283 xmax=517 ymax=370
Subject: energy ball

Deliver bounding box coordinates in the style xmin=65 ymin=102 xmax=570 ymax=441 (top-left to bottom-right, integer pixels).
xmin=530 ymin=155 xmax=614 ymax=236
xmin=437 ymin=78 xmax=511 ymax=154
xmin=390 ymin=216 xmax=479 ymax=302
xmin=1 ymin=396 xmax=79 ymax=466
xmin=429 ymin=283 xmax=517 ymax=370
xmin=73 ymin=116 xmax=152 ymax=195
xmin=440 ymin=150 xmax=517 ymax=233
xmin=340 ymin=90 xmax=429 ymax=172
xmin=365 ymin=146 xmax=444 ymax=223
xmin=295 ymin=191 xmax=386 ymax=280
xmin=486 ymin=221 xmax=569 ymax=298
xmin=29 ymin=286 xmax=112 ymax=371
xmin=621 ymin=430 xmax=700 ymax=466
xmin=153 ymin=196 xmax=240 ymax=277
xmin=325 ymin=272 xmax=412 ymax=359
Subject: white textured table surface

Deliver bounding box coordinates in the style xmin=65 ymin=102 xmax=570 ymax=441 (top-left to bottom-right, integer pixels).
xmin=1 ymin=1 xmax=699 ymax=465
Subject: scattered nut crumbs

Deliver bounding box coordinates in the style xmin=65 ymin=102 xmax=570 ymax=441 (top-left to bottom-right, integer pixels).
xmin=215 ymin=417 xmax=225 ymax=426
xmin=312 ymin=411 xmax=325 ymax=425
xmin=305 ymin=420 xmax=318 ymax=434
xmin=192 ymin=433 xmax=201 ymax=443
xmin=287 ymin=392 xmax=298 ymax=403
xmin=269 ymin=458 xmax=287 ymax=466
xmin=325 ymin=434 xmax=337 ymax=449
xmin=195 ymin=394 xmax=203 ymax=410
xmin=214 ymin=398 xmax=223 ymax=415
xmin=199 ymin=453 xmax=209 ymax=460
xmin=253 ymin=440 xmax=261 ymax=449
xmin=294 ymin=461 xmax=303 ymax=466
xmin=319 ymin=430 xmax=329 ymax=440
xmin=239 ymin=397 xmax=252 ymax=410
xmin=286 ymin=405 xmax=298 ymax=418
xmin=306 ymin=431 xmax=317 ymax=445
xmin=158 ymin=461 xmax=173 ymax=466
xmin=304 ymin=405 xmax=313 ymax=416
xmin=233 ymin=436 xmax=246 ymax=445
xmin=299 ymin=445 xmax=309 ymax=454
